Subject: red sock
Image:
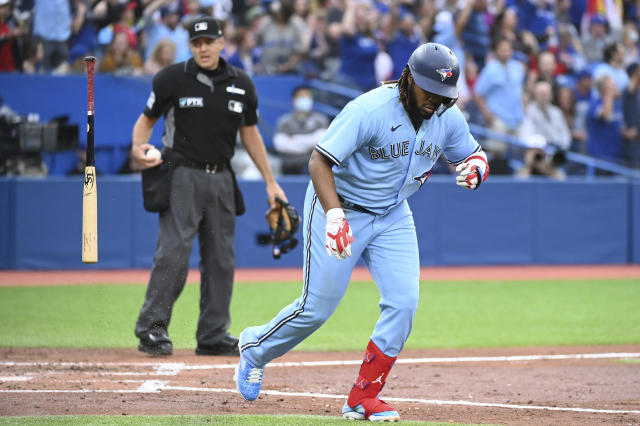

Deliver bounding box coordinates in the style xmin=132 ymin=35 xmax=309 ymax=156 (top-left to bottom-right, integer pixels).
xmin=346 ymin=340 xmax=397 ymax=408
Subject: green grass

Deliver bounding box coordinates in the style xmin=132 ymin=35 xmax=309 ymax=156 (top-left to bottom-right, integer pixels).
xmin=0 ymin=415 xmax=477 ymax=425
xmin=0 ymin=279 xmax=638 ymax=350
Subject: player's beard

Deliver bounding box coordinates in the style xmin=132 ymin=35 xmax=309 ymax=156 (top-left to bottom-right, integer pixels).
xmin=408 ymin=85 xmax=434 ymax=121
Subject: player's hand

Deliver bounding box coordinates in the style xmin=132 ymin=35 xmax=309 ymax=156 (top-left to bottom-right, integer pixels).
xmin=325 ymin=208 xmax=354 ymax=260
xmin=456 ymin=150 xmax=489 ymax=190
xmin=455 ymin=163 xmax=482 ymax=189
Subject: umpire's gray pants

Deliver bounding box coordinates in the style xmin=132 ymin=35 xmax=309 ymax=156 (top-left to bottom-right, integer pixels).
xmin=135 ymin=165 xmax=236 ymax=346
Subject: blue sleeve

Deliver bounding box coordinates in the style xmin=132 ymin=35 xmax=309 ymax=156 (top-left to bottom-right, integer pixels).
xmin=315 ymin=101 xmax=371 ymax=166
xmin=443 ymin=107 xmax=480 ymax=163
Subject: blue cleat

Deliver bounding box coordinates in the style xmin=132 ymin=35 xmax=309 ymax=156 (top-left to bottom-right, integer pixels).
xmin=234 ymin=335 xmax=264 ymax=401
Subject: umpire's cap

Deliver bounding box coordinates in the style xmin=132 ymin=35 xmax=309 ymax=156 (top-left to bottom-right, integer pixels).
xmin=408 ymin=43 xmax=460 ymax=100
xmin=188 ymin=17 xmax=223 ymax=42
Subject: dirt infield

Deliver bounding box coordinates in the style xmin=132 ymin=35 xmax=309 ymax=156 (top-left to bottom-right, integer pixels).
xmin=1 ymin=345 xmax=639 ymax=424
xmin=1 ymin=266 xmax=639 ymax=424
xmin=2 ymin=264 xmax=640 ymax=286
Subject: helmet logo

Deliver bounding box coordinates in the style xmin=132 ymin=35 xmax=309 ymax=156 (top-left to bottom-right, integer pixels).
xmin=436 ymin=68 xmax=453 ymax=81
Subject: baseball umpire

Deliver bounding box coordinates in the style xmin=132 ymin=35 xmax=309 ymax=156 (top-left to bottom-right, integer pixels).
xmin=130 ymin=16 xmax=287 ymax=357
xmin=234 ymin=43 xmax=489 ymax=420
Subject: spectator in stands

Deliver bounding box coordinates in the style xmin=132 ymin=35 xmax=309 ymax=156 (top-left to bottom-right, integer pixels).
xmin=581 ymin=14 xmax=616 ymax=64
xmin=182 ymin=0 xmax=208 ymax=25
xmin=143 ymin=0 xmax=190 ymax=63
xmin=514 ymin=0 xmax=557 ymax=51
xmin=571 ymin=69 xmax=592 ymax=153
xmin=33 ymin=0 xmax=72 ymax=72
xmin=554 ymin=23 xmax=585 ymax=76
xmin=254 ymin=0 xmax=305 ymax=75
xmin=144 ymin=38 xmax=176 ymax=75
xmin=99 ymin=29 xmax=143 ymax=75
xmin=21 ymin=39 xmax=44 ymax=74
xmin=622 ymin=62 xmax=640 ymax=168
xmin=112 ymin=1 xmax=140 ymax=49
xmin=621 ymin=23 xmax=639 ymax=66
xmin=555 ymin=85 xmax=581 ymax=147
xmin=455 ymin=0 xmax=491 ymax=69
xmin=474 ymin=37 xmax=526 ymax=172
xmin=0 ymin=0 xmax=25 ymax=72
xmin=593 ymin=43 xmax=630 ymax=93
xmin=336 ymin=0 xmax=380 ymax=90
xmin=517 ymin=80 xmax=570 ymax=179
xmin=68 ymin=0 xmax=98 ymax=73
xmin=490 ymin=6 xmax=528 ymax=60
xmin=385 ymin=2 xmax=422 ymax=80
xmin=301 ymin=10 xmax=332 ymax=79
xmin=526 ymin=50 xmax=559 ymax=97
xmin=225 ymin=27 xmax=258 ymax=76
xmin=273 ymin=85 xmax=329 ymax=174
xmin=586 ymin=74 xmax=625 ymax=163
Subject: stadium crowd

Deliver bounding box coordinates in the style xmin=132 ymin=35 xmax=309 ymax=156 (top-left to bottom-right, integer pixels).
xmin=0 ymin=0 xmax=639 ymax=173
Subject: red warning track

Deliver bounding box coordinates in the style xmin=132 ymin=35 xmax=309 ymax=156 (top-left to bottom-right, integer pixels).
xmin=1 ymin=265 xmax=639 ymax=286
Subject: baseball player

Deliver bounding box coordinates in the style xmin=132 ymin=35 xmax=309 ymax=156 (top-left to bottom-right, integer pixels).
xmin=235 ymin=42 xmax=489 ymax=421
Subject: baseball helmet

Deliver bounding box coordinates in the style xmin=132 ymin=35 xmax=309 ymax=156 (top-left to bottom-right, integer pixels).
xmin=408 ymin=42 xmax=460 ymax=100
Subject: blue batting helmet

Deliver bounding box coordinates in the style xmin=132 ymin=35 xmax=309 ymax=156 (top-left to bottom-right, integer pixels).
xmin=408 ymin=43 xmax=460 ymax=100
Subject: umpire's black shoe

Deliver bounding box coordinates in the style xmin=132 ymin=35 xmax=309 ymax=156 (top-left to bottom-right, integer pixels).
xmin=195 ymin=334 xmax=240 ymax=356
xmin=138 ymin=328 xmax=173 ymax=356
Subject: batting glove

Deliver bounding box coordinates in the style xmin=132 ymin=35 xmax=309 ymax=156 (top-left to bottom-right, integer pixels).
xmin=455 ymin=149 xmax=489 ymax=190
xmin=325 ymin=208 xmax=354 ymax=260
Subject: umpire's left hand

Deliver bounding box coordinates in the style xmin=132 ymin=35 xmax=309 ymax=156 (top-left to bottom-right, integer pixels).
xmin=266 ymin=181 xmax=287 ymax=210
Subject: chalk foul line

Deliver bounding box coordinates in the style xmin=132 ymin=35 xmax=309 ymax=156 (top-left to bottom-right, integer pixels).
xmin=2 ymin=352 xmax=639 ymax=374
xmin=2 ymin=383 xmax=637 ymax=416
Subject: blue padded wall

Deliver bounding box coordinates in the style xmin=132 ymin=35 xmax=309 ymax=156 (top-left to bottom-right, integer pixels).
xmin=632 ymin=182 xmax=640 ymax=263
xmin=1 ymin=176 xmax=636 ymax=269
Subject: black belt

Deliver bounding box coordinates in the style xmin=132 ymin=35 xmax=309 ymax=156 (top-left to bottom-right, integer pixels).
xmin=180 ymin=159 xmax=227 ymax=174
xmin=338 ymin=195 xmax=374 ymax=215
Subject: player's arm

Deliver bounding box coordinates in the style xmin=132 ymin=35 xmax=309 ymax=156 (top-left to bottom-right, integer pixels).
xmin=309 ymin=149 xmax=341 ymax=212
xmin=239 ymin=124 xmax=287 ymax=208
xmin=131 ymin=113 xmax=162 ymax=169
xmin=309 ymin=149 xmax=354 ymax=260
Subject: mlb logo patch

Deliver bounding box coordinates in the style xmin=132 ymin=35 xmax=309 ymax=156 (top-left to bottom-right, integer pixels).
xmin=228 ymin=100 xmax=244 ymax=113
xmin=436 ymin=68 xmax=452 ymax=81
xmin=194 ymin=22 xmax=208 ymax=31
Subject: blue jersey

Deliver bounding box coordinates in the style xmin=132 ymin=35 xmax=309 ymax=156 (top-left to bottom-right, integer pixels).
xmin=315 ymin=84 xmax=480 ymax=214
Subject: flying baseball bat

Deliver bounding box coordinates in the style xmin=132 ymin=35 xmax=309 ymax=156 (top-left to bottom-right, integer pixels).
xmin=82 ymin=56 xmax=98 ymax=263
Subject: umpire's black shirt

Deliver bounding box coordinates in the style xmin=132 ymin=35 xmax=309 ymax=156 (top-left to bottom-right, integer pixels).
xmin=143 ymin=57 xmax=258 ymax=165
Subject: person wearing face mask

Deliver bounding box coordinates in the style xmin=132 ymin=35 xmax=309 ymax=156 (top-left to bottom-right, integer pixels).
xmin=234 ymin=43 xmax=489 ymax=421
xmin=272 ymin=86 xmax=329 ymax=174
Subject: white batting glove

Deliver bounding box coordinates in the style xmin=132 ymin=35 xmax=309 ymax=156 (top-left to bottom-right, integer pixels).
xmin=455 ymin=150 xmax=489 ymax=190
xmin=325 ymin=208 xmax=354 ymax=260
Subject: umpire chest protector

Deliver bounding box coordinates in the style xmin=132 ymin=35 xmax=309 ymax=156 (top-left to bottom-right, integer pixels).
xmin=145 ymin=57 xmax=258 ymax=164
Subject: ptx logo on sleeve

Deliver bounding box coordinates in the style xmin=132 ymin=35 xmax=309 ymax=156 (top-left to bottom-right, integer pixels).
xmin=179 ymin=97 xmax=204 ymax=108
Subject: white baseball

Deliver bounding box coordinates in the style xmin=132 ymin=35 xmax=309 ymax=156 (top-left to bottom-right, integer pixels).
xmin=145 ymin=148 xmax=162 ymax=160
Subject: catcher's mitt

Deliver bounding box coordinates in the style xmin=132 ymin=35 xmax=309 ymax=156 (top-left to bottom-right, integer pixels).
xmin=264 ymin=197 xmax=300 ymax=259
